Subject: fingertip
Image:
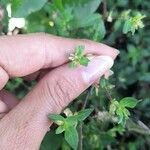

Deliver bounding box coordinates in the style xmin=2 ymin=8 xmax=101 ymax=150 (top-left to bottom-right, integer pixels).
xmin=74 ymin=39 xmax=120 ymax=59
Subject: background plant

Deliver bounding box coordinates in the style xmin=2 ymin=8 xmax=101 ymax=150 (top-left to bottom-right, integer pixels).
xmin=0 ymin=0 xmax=150 ymax=150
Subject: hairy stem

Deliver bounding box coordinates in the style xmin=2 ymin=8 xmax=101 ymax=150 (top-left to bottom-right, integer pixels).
xmin=79 ymin=86 xmax=94 ymax=150
xmin=105 ymin=86 xmax=113 ymax=101
xmin=103 ymin=0 xmax=107 ymax=19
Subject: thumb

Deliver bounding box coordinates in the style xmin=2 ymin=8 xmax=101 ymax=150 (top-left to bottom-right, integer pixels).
xmin=0 ymin=56 xmax=114 ymax=149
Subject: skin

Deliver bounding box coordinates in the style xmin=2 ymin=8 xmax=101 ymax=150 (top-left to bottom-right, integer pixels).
xmin=0 ymin=33 xmax=119 ymax=149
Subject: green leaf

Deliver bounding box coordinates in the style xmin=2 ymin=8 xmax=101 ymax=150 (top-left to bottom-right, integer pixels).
xmin=109 ymin=100 xmax=119 ymax=114
xmin=0 ymin=0 xmax=10 ymax=6
xmin=123 ymin=19 xmax=132 ymax=34
xmin=108 ymin=124 xmax=125 ymax=137
xmin=74 ymin=108 xmax=94 ymax=122
xmin=83 ymin=0 xmax=102 ymax=14
xmin=64 ymin=126 xmax=79 ymax=150
xmin=75 ymin=45 xmax=84 ymax=56
xmin=96 ymin=15 xmax=106 ymax=40
xmin=116 ymin=106 xmax=131 ymax=125
xmin=65 ymin=108 xmax=93 ymax=123
xmin=120 ymin=97 xmax=138 ymax=108
xmin=48 ymin=114 xmax=65 ymax=122
xmin=116 ymin=108 xmax=124 ymax=124
xmin=100 ymin=78 xmax=107 ymax=89
xmin=53 ymin=0 xmax=63 ymax=10
xmin=79 ymin=57 xmax=90 ymax=66
xmin=123 ymin=108 xmax=130 ymax=118
xmin=40 ymin=131 xmax=63 ymax=150
xmin=75 ymin=13 xmax=100 ymax=28
xmin=65 ymin=116 xmax=78 ymax=126
xmin=140 ymin=73 xmax=150 ymax=82
xmin=74 ymin=0 xmax=102 ymax=20
xmin=56 ymin=125 xmax=65 ymax=134
xmin=11 ymin=0 xmax=48 ymax=17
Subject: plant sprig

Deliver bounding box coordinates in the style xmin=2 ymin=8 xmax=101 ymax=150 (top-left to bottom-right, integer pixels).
xmin=69 ymin=45 xmax=90 ymax=68
xmin=123 ymin=12 xmax=145 ymax=35
xmin=100 ymin=77 xmax=139 ymax=125
xmin=48 ymin=108 xmax=93 ymax=150
xmin=109 ymin=97 xmax=139 ymax=125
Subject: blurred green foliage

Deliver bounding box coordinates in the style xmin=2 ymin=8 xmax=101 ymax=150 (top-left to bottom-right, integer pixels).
xmin=0 ymin=0 xmax=150 ymax=149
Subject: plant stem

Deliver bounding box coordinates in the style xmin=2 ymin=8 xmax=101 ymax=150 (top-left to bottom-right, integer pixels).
xmin=105 ymin=86 xmax=113 ymax=101
xmin=83 ymin=86 xmax=94 ymax=109
xmin=103 ymin=0 xmax=107 ymax=19
xmin=78 ymin=122 xmax=83 ymax=150
xmin=78 ymin=86 xmax=94 ymax=150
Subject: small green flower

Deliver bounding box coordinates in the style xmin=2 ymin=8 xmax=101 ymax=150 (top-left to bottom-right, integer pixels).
xmin=69 ymin=45 xmax=90 ymax=68
xmin=123 ymin=12 xmax=145 ymax=35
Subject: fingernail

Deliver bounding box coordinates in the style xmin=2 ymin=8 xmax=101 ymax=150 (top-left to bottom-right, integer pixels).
xmin=82 ymin=56 xmax=114 ymax=84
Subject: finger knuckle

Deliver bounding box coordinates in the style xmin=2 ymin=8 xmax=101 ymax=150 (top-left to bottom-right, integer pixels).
xmin=80 ymin=38 xmax=92 ymax=44
xmin=80 ymin=39 xmax=97 ymax=50
xmin=45 ymin=75 xmax=75 ymax=110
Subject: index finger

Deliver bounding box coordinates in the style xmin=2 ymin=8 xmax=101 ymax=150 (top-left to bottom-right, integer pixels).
xmin=0 ymin=33 xmax=119 ymax=89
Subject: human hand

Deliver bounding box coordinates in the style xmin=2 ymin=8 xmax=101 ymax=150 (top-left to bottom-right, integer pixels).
xmin=0 ymin=33 xmax=119 ymax=149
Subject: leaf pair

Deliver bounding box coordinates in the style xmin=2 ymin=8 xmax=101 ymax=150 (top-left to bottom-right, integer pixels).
xmin=48 ymin=108 xmax=93 ymax=150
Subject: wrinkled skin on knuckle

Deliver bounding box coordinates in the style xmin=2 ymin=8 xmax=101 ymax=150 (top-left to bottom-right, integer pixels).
xmin=80 ymin=38 xmax=92 ymax=43
xmin=44 ymin=75 xmax=77 ymax=112
xmin=0 ymin=33 xmax=46 ymax=77
xmin=80 ymin=38 xmax=98 ymax=46
xmin=78 ymin=39 xmax=98 ymax=52
xmin=0 ymin=113 xmax=31 ymax=149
